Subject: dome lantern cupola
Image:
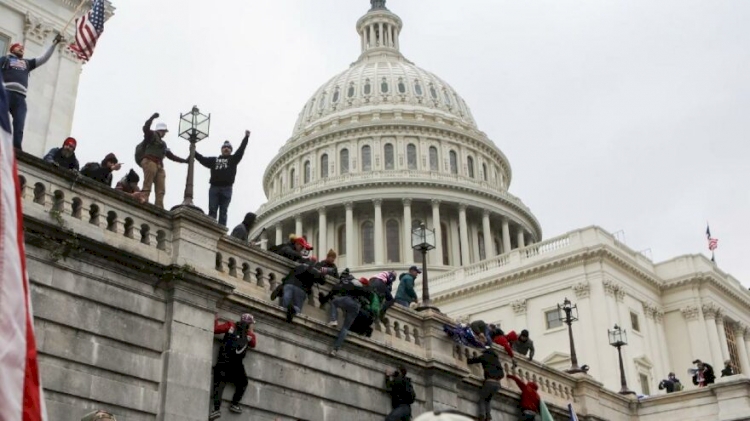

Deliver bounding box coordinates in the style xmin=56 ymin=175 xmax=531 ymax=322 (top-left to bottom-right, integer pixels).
xmin=357 ymin=0 xmax=403 ymax=59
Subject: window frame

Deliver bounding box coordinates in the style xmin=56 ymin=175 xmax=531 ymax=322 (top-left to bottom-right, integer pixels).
xmin=320 ymin=153 xmax=329 ymax=178
xmin=340 ymin=148 xmax=350 ymax=174
xmin=630 ymin=311 xmax=641 ymax=333
xmin=449 ymin=150 xmax=458 ymax=174
xmin=545 ymin=308 xmax=564 ymax=330
xmin=361 ymin=220 xmax=375 ymax=264
xmin=303 ymin=160 xmax=311 ymax=184
xmin=384 ymin=143 xmax=395 ymax=170
xmin=289 ymin=168 xmax=296 ymax=189
xmin=361 ymin=145 xmax=372 ymax=172
xmin=386 ymin=219 xmax=400 ymax=263
xmin=467 ymin=156 xmax=475 ymax=178
xmin=406 ymin=143 xmax=418 ymax=170
xmin=429 ymin=146 xmax=439 ymax=171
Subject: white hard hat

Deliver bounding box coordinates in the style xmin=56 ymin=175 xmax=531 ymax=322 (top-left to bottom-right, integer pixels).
xmin=413 ymin=411 xmax=474 ymax=421
xmin=154 ymin=122 xmax=168 ymax=132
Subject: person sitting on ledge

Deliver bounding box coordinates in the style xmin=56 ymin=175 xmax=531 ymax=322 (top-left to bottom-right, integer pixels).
xmin=508 ymin=329 xmax=535 ymax=361
xmin=115 ymin=169 xmax=147 ymax=203
xmin=43 ymin=137 xmax=79 ymax=170
xmin=230 ymin=212 xmax=257 ymax=242
xmin=80 ymin=153 xmax=121 ymax=187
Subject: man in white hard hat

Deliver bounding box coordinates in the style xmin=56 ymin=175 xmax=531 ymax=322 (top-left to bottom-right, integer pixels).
xmin=137 ymin=112 xmax=188 ymax=208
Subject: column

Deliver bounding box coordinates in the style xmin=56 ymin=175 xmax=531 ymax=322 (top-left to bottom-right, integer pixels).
xmin=295 ymin=214 xmax=303 ymax=236
xmin=682 ymin=305 xmax=710 ymax=363
xmin=501 ymin=218 xmax=511 ymax=253
xmin=702 ymin=305 xmax=723 ymax=364
xmin=450 ymin=219 xmax=460 ymax=266
xmin=403 ymin=199 xmax=412 ymax=264
xmin=275 ymin=223 xmax=283 ymax=245
xmin=470 ymin=224 xmax=480 ymax=263
xmin=260 ymin=230 xmax=268 ymax=250
xmin=643 ymin=305 xmax=664 ymax=381
xmin=431 ymin=200 xmax=443 ymax=265
xmin=737 ymin=325 xmax=750 ymax=375
xmin=716 ymin=316 xmax=731 ymax=362
xmin=517 ymin=228 xmax=526 ymax=249
xmin=318 ymin=207 xmax=327 ymax=254
xmin=345 ymin=202 xmax=354 ymax=267
xmin=374 ymin=199 xmax=384 ymax=265
xmin=378 ymin=22 xmax=384 ymax=46
xmin=369 ymin=25 xmax=375 ymax=49
xmin=458 ymin=204 xmax=470 ymax=266
xmin=654 ymin=312 xmax=670 ymax=374
xmin=482 ymin=210 xmax=493 ymax=261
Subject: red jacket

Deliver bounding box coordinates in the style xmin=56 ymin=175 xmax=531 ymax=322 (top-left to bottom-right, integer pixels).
xmin=492 ymin=334 xmax=514 ymax=358
xmin=214 ymin=320 xmax=257 ymax=349
xmin=507 ymin=374 xmax=540 ymax=412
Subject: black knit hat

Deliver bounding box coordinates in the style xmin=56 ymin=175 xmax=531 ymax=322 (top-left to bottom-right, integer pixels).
xmin=126 ymin=169 xmax=140 ymax=183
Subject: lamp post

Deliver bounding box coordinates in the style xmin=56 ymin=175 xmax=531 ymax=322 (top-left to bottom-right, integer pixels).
xmin=174 ymin=105 xmax=210 ymax=212
xmin=411 ymin=223 xmax=438 ymax=312
xmin=558 ymin=298 xmax=584 ymax=374
xmin=608 ymin=324 xmax=635 ymax=395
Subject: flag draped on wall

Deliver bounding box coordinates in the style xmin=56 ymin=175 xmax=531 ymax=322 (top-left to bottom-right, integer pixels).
xmin=568 ymin=402 xmax=580 ymax=421
xmin=0 ymin=78 xmax=47 ymax=420
xmin=69 ymin=0 xmax=106 ymax=62
xmin=706 ymin=224 xmax=718 ymax=262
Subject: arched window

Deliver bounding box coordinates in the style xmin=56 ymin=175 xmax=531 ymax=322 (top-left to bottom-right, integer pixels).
xmin=364 ymin=79 xmax=372 ymax=95
xmin=381 ymin=78 xmax=389 ymax=93
xmin=332 ymin=87 xmax=340 ymax=103
xmin=384 ymin=143 xmax=395 ymax=170
xmin=441 ymin=222 xmax=450 ymax=265
xmin=467 ymin=156 xmax=475 ymax=178
xmin=318 ymin=92 xmax=327 ymax=110
xmin=449 ymin=150 xmax=458 ymax=174
xmin=340 ymin=149 xmax=350 ymax=174
xmin=362 ymin=221 xmax=374 ymax=264
xmin=414 ymin=80 xmax=423 ymax=96
xmin=338 ymin=225 xmax=346 ymax=254
xmin=482 ymin=163 xmax=488 ymax=181
xmin=429 ymin=146 xmax=439 ymax=171
xmin=320 ymin=153 xmax=329 ymax=178
xmin=361 ymin=145 xmax=372 ymax=171
xmin=347 ymin=83 xmax=356 ymax=98
xmin=407 ymin=144 xmax=417 ymax=170
xmin=289 ymin=168 xmax=296 ymax=189
xmin=412 ymin=219 xmax=423 ymax=263
xmin=386 ymin=220 xmax=400 ymax=263
xmin=398 ymin=78 xmax=407 ymax=94
xmin=443 ymin=89 xmax=452 ymax=106
xmin=478 ymin=232 xmax=486 ymax=260
xmin=303 ymin=160 xmax=311 ymax=184
xmin=429 ymin=84 xmax=438 ymax=100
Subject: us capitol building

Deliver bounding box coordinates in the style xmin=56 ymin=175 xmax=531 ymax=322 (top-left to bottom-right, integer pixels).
xmin=252 ymin=0 xmax=750 ymax=397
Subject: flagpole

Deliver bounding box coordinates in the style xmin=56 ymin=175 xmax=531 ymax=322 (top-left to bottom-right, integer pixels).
xmin=61 ymin=0 xmax=88 ymax=34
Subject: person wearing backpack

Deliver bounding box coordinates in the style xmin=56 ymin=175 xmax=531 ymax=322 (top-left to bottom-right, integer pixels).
xmin=384 ymin=365 xmax=415 ymax=421
xmin=467 ymin=341 xmax=504 ymax=421
xmin=327 ymin=278 xmax=373 ymax=357
xmin=194 ymin=131 xmax=250 ymax=227
xmin=210 ymin=313 xmax=257 ymax=420
xmin=135 ymin=112 xmax=188 ymax=209
xmin=80 ymin=153 xmax=121 ymax=187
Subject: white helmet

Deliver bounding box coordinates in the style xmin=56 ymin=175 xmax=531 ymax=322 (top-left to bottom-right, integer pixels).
xmin=154 ymin=122 xmax=168 ymax=132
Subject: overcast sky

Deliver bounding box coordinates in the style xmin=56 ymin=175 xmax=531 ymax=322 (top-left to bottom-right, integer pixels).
xmin=70 ymin=0 xmax=750 ymax=286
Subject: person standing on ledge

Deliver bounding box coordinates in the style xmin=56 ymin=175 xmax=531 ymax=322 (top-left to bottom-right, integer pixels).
xmin=0 ymin=33 xmax=63 ymax=149
xmin=195 ymin=131 xmax=250 ymax=226
xmin=135 ymin=112 xmax=188 ymax=209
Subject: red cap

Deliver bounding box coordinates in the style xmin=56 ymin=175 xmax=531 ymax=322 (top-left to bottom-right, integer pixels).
xmin=10 ymin=43 xmax=22 ymax=53
xmin=294 ymin=236 xmax=313 ymax=250
xmin=63 ymin=137 xmax=77 ymax=149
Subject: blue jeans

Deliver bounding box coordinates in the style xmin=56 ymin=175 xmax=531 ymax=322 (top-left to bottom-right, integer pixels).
xmin=8 ymin=91 xmax=27 ymax=150
xmin=282 ymin=284 xmax=307 ymax=314
xmin=208 ymin=185 xmax=233 ymax=226
xmin=386 ymin=404 xmax=411 ymax=421
xmin=395 ymin=299 xmax=411 ymax=308
xmin=331 ymin=296 xmax=360 ymax=350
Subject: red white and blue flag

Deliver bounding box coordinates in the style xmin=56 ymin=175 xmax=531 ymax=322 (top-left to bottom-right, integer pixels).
xmin=568 ymin=403 xmax=580 ymax=421
xmin=706 ymin=224 xmax=718 ymax=251
xmin=69 ymin=0 xmax=105 ymax=62
xmin=0 ymin=78 xmax=47 ymax=420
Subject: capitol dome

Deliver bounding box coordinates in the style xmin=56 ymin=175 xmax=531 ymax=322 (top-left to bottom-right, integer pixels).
xmin=253 ymin=0 xmax=541 ymax=276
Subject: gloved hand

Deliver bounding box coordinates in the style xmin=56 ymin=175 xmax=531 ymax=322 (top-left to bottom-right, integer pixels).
xmin=151 ymin=112 xmax=160 ymax=119
xmin=53 ymin=34 xmax=64 ymax=44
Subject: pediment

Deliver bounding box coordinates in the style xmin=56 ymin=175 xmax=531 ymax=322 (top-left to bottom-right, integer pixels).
xmin=542 ymin=351 xmax=571 ymax=366
xmin=633 ymin=355 xmax=654 ymax=369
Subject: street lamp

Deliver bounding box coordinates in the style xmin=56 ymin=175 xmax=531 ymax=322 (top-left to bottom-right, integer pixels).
xmin=174 ymin=105 xmax=210 ymax=211
xmin=608 ymin=324 xmax=635 ymax=395
xmin=411 ymin=223 xmax=437 ymax=312
xmin=558 ymin=298 xmax=584 ymax=374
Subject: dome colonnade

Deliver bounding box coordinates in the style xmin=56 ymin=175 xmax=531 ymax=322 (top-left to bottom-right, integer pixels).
xmin=251 ymin=1 xmax=541 ymax=274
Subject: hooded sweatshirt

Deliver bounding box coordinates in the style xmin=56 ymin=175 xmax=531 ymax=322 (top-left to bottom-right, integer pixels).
xmin=230 ymin=212 xmax=257 ymax=241
xmin=507 ymin=374 xmax=540 ymax=412
xmin=396 ymin=273 xmax=418 ymax=303
xmin=195 ymin=134 xmax=249 ymax=187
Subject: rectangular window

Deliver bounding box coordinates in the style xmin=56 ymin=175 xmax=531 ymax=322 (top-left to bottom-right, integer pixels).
xmin=545 ymin=309 xmax=563 ymax=330
xmin=630 ymin=312 xmax=640 ymax=333
xmin=639 ymin=373 xmax=650 ymax=395
xmin=726 ymin=324 xmax=742 ymax=374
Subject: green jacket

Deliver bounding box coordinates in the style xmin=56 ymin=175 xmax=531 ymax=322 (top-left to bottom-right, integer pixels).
xmin=395 ymin=273 xmax=418 ymax=303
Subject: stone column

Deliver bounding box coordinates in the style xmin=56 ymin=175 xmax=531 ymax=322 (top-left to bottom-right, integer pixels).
xmin=642 ymin=303 xmax=663 ymax=380
xmin=654 ymin=311 xmax=670 ymax=374
xmin=482 ymin=210 xmax=493 ymax=261
xmin=517 ymin=228 xmax=526 ymax=249
xmin=458 ymin=204 xmax=470 ymax=266
xmin=403 ymin=199 xmax=412 ymax=264
xmin=260 ymin=230 xmax=268 ymax=250
xmin=501 ymin=218 xmax=511 ymax=253
xmin=716 ymin=316 xmax=730 ymax=362
xmin=318 ymin=207 xmax=327 ymax=254
xmin=431 ymin=200 xmax=443 ymax=265
xmin=295 ymin=214 xmax=303 ymax=236
xmin=735 ymin=324 xmax=750 ymax=375
xmin=345 ymin=202 xmax=354 ymax=267
xmin=682 ymin=305 xmax=710 ymax=362
xmin=275 ymin=222 xmax=283 ymax=245
xmin=702 ymin=304 xmax=723 ymax=364
xmin=374 ymin=199 xmax=384 ymax=265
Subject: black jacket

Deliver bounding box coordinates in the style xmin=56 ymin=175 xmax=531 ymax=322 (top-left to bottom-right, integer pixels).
xmin=468 ymin=348 xmax=504 ymax=380
xmin=285 ymin=263 xmax=326 ymax=295
xmin=692 ymin=364 xmax=716 ymax=385
xmin=230 ymin=213 xmax=257 ymax=242
xmin=721 ymin=365 xmax=734 ymax=377
xmin=43 ymin=147 xmax=79 ymax=170
xmin=272 ymin=241 xmax=305 ymax=262
xmin=386 ymin=374 xmax=413 ymax=408
xmin=80 ymin=163 xmax=114 ymax=187
xmin=195 ymin=134 xmax=249 ymax=187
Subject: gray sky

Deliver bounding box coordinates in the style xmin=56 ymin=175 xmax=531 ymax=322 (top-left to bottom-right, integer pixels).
xmin=70 ymin=0 xmax=750 ymax=286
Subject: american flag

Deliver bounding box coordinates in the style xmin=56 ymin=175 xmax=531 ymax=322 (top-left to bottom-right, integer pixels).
xmin=69 ymin=0 xmax=105 ymax=62
xmin=706 ymin=224 xmax=718 ymax=251
xmin=0 ymin=77 xmax=47 ymax=420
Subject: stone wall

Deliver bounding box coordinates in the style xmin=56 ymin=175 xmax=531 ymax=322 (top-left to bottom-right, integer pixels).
xmin=17 ymin=153 xmax=750 ymax=421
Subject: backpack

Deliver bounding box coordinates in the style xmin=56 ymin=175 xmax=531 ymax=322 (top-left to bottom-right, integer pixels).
xmin=218 ymin=326 xmax=249 ymax=363
xmin=368 ymin=292 xmax=382 ymax=319
xmin=401 ymin=377 xmax=416 ymax=405
xmin=134 ymin=140 xmax=147 ymax=167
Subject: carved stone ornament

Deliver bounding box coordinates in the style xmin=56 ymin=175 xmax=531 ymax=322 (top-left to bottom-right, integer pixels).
xmin=654 ymin=311 xmax=664 ymax=324
xmin=24 ymin=13 xmax=55 ymax=42
xmin=681 ymin=305 xmax=700 ymax=321
xmin=614 ymin=288 xmax=626 ymax=302
xmin=602 ymin=279 xmax=617 ymax=297
xmin=510 ymin=299 xmax=527 ymax=315
xmin=572 ymin=282 xmax=590 ymax=299
xmin=641 ymin=302 xmax=658 ymax=319
xmin=701 ymin=303 xmax=721 ymax=320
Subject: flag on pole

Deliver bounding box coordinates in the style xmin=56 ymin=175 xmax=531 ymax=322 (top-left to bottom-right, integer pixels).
xmin=69 ymin=0 xmax=106 ymax=61
xmin=706 ymin=224 xmax=718 ymax=262
xmin=0 ymin=77 xmax=47 ymax=420
xmin=539 ymin=400 xmax=555 ymax=421
xmin=568 ymin=403 xmax=580 ymax=421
